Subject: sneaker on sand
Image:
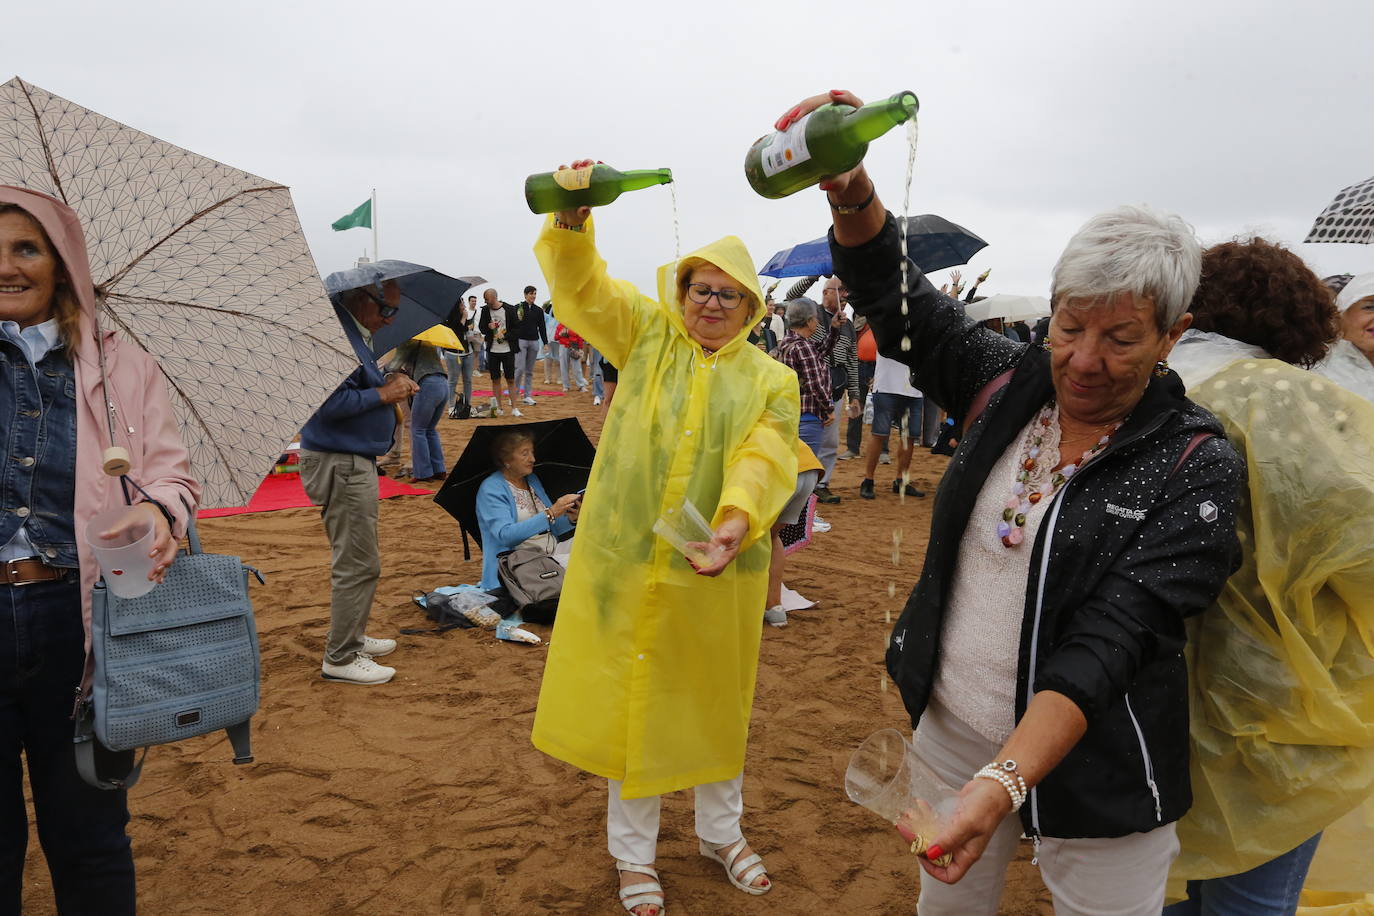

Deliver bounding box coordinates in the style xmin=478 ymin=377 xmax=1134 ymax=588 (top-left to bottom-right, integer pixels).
xmin=879 ymin=452 xmax=891 ymax=464
xmin=860 ymin=479 xmax=875 ymax=500
xmin=593 ymin=395 xmax=603 ymax=406
xmin=892 ymin=479 xmax=926 ymax=498
xmin=322 ymin=653 xmax=395 ymax=685
xmin=814 ymin=485 xmax=841 ymax=505
xmin=764 ymin=605 xmax=788 ymax=628
xmin=362 ymin=635 xmax=396 ymax=657
xmin=523 ymin=396 xmax=537 ymax=406
xmin=512 ymin=407 xmax=525 ymax=417
xmin=812 ymin=515 xmax=832 ymax=533
xmin=838 ymin=450 xmax=859 ymax=460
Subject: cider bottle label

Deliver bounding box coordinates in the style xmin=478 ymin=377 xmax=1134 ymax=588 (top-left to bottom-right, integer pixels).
xmin=760 ymin=113 xmax=813 ymax=178
xmin=553 ymin=165 xmax=594 ymax=191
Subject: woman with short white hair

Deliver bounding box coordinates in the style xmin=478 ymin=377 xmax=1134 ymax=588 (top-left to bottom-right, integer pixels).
xmin=781 ymin=89 xmax=1245 ymax=916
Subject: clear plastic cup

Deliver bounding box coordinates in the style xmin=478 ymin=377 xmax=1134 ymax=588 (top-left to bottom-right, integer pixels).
xmin=652 ymin=498 xmax=722 ymax=568
xmin=845 ymin=728 xmax=960 ymax=863
xmin=85 ymin=506 xmax=158 ymax=599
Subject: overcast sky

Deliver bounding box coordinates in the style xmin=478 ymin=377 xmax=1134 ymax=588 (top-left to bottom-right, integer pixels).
xmin=6 ymin=0 xmax=1373 ymax=304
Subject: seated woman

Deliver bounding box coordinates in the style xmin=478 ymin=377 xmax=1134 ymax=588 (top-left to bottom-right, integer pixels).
xmin=1165 ymin=239 xmax=1374 ymax=914
xmin=475 ymin=429 xmax=579 ymax=620
xmin=1 ymin=186 xmax=199 ymax=913
xmin=781 ymin=90 xmax=1244 ymax=916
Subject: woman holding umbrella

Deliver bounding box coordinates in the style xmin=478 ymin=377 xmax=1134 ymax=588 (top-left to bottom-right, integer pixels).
xmin=0 ymin=186 xmax=199 ymax=913
xmin=530 ymin=161 xmax=799 ymax=916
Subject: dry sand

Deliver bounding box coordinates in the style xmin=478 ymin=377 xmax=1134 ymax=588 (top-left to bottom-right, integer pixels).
xmin=24 ymin=388 xmax=1049 ymax=914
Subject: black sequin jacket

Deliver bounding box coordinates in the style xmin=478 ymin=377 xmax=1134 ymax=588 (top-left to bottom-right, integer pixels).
xmin=833 ymin=214 xmax=1245 ymax=839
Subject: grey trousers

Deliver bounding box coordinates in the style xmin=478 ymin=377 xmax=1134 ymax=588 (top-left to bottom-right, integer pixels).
xmin=516 ymin=338 xmax=542 ymax=394
xmin=819 ymin=394 xmax=844 ymax=485
xmin=299 ymin=449 xmax=381 ymax=666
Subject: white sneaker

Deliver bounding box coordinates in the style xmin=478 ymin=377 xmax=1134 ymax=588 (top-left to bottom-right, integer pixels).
xmin=523 ymin=396 xmax=536 ymax=406
xmin=593 ymin=396 xmax=602 ymax=406
xmin=764 ymin=605 xmax=788 ymax=628
xmin=879 ymin=453 xmax=891 ymax=465
xmin=322 ymin=652 xmax=395 ymax=685
xmin=362 ymin=635 xmax=396 ymax=657
xmin=813 ymin=515 xmax=832 ymax=533
xmin=512 ymin=408 xmax=524 ymax=417
xmin=578 ymin=385 xmax=588 ymax=393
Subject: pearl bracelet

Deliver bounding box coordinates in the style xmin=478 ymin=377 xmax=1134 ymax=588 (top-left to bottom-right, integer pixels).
xmin=974 ymin=764 xmax=1026 ymax=812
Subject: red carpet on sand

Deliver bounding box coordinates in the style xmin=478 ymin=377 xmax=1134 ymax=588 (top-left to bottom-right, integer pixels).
xmin=199 ymin=473 xmax=434 ymax=519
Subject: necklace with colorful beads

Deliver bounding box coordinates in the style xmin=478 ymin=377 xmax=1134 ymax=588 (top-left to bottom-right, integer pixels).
xmin=998 ymin=402 xmax=1119 ymax=548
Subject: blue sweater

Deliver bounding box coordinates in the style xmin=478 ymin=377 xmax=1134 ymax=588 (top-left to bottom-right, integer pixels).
xmin=300 ymin=301 xmax=397 ymax=456
xmin=476 ymin=470 xmax=573 ymax=590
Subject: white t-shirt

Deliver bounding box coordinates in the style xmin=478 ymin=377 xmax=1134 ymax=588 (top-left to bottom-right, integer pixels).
xmin=872 ymin=354 xmax=923 ymax=398
xmin=488 ymin=307 xmax=511 ymax=354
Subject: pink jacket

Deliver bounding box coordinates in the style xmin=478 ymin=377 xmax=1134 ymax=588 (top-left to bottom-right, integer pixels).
xmin=0 ymin=186 xmax=200 ymax=669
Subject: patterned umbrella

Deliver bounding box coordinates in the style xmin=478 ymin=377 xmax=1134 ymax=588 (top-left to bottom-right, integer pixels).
xmin=1306 ymin=175 xmax=1374 ymax=244
xmin=0 ymin=76 xmax=357 ymax=508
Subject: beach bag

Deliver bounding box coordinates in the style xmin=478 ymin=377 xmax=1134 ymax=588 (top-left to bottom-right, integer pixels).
xmin=448 ymin=395 xmax=471 ymax=420
xmin=497 ymin=542 xmax=563 ymax=621
xmin=74 ymin=519 xmax=263 ymax=790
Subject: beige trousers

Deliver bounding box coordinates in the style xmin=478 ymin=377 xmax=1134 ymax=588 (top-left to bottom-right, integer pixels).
xmin=914 ymin=700 xmax=1179 ymax=916
xmin=299 ymin=450 xmax=381 ymax=665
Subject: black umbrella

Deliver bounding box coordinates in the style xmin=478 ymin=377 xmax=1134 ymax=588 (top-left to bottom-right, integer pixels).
xmin=433 ymin=418 xmax=597 ymax=560
xmin=758 ymin=214 xmax=988 ymax=278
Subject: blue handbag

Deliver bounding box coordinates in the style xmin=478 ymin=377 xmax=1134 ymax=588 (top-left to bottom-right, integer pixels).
xmin=74 ymin=518 xmax=263 ymax=790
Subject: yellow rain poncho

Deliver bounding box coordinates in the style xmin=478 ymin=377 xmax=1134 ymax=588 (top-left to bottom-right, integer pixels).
xmin=1165 ymin=359 xmax=1374 ymax=909
xmin=530 ymin=216 xmax=800 ymax=799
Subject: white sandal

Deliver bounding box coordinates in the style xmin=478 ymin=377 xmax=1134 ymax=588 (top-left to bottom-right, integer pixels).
xmin=699 ymin=837 xmax=772 ymax=895
xmin=615 ymin=860 xmax=665 ymax=915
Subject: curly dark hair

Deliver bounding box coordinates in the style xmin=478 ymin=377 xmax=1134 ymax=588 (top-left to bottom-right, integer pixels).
xmin=1189 ymin=238 xmax=1337 ymax=367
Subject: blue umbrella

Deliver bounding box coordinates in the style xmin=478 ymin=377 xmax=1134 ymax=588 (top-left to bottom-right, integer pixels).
xmin=324 ymin=260 xmax=484 ymax=356
xmin=759 ymin=214 xmax=988 ymax=278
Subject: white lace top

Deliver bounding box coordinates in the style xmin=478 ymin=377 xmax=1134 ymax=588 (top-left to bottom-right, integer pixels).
xmin=508 ymin=481 xmax=556 ymax=555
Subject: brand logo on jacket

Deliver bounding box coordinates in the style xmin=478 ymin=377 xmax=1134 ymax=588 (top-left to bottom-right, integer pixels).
xmin=1199 ymin=500 xmax=1218 ymax=523
xmin=1105 ymin=502 xmax=1147 ymax=522
xmin=892 ymin=631 xmax=905 ymax=651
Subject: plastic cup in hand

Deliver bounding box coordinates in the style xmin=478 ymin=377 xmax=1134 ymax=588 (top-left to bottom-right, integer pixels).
xmin=652 ymin=498 xmax=721 ymax=568
xmin=845 ymin=728 xmax=959 ymax=865
xmin=85 ymin=507 xmax=158 ymax=599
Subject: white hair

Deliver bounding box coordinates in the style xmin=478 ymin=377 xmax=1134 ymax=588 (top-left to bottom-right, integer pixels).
xmin=1050 ymin=204 xmax=1201 ymax=330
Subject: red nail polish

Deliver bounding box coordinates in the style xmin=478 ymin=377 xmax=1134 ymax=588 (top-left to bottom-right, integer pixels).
xmin=926 ymin=844 xmax=945 ymax=861
xmin=830 ymin=89 xmax=844 ymax=95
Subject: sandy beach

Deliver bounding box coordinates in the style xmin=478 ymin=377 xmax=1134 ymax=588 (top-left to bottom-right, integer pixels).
xmin=23 ymin=389 xmax=1048 ymax=915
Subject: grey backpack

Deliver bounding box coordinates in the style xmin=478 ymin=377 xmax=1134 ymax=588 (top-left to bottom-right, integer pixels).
xmin=75 ymin=518 xmax=263 ymax=790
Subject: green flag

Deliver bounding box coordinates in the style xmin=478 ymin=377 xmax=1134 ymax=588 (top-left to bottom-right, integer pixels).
xmin=331 ymin=199 xmax=372 ymax=231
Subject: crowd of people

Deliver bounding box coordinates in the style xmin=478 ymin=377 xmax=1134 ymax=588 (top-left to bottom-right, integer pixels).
xmin=6 ymin=85 xmax=1374 ymax=916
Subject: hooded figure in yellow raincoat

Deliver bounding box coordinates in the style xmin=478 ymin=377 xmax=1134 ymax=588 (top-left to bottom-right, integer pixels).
xmin=530 ymin=192 xmax=798 ymax=911
xmin=1164 ymin=242 xmax=1374 ymax=914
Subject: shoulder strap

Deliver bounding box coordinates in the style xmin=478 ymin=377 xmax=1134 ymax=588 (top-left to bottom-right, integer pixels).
xmin=1170 ymin=431 xmax=1214 ymax=477
xmin=962 ymin=368 xmax=1015 ymax=434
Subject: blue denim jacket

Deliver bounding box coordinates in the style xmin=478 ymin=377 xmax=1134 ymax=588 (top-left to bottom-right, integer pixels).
xmin=0 ymin=332 xmax=79 ymax=568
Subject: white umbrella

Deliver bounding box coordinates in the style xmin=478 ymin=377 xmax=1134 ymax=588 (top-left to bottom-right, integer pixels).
xmin=963 ymin=293 xmax=1051 ymax=323
xmin=0 ymin=76 xmax=357 ymax=508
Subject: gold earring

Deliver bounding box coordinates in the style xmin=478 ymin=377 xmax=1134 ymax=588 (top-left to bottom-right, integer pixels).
xmin=1154 ymin=359 xmax=1169 ymax=378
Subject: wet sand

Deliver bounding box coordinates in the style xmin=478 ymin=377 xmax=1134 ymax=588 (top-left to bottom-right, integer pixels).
xmin=24 ymin=387 xmax=1048 ymax=914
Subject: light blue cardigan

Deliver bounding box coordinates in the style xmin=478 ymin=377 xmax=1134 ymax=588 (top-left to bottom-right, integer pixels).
xmin=475 ymin=470 xmax=574 ymax=590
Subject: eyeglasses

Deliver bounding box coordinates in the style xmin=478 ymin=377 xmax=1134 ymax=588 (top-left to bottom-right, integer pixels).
xmin=686 ymin=283 xmax=746 ymax=310
xmin=364 ymin=288 xmax=399 ymax=319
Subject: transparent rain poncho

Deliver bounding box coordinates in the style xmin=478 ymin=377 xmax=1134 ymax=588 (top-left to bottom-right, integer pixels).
xmin=1164 ymin=357 xmax=1374 ymax=912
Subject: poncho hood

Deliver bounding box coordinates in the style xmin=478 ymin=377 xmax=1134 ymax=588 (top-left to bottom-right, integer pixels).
xmin=655 ymin=234 xmax=767 ymax=355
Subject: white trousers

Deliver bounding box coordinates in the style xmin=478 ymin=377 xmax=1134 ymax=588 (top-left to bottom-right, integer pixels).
xmin=606 ymin=775 xmax=744 ymax=865
xmin=913 ymin=700 xmax=1179 ymax=916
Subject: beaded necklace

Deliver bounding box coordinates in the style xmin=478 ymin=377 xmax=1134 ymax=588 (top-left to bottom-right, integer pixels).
xmin=998 ymin=403 xmax=1119 ymax=548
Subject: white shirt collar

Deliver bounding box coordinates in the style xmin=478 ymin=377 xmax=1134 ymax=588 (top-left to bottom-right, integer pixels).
xmin=0 ymin=317 xmax=62 ymax=367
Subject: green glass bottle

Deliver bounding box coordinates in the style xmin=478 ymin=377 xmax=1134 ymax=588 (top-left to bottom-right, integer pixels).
xmin=744 ymin=91 xmax=919 ymax=199
xmin=524 ymin=165 xmax=673 ymax=214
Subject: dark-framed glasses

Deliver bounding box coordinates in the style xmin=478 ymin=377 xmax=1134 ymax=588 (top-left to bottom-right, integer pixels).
xmin=364 ymin=288 xmax=399 ymax=319
xmin=686 ymin=282 xmax=745 ymax=310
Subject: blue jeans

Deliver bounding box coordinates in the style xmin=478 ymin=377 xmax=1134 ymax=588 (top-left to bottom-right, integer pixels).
xmin=798 ymin=414 xmax=824 ymax=464
xmin=1 ymin=578 xmax=135 ymax=915
xmin=439 ymin=350 xmax=461 ymax=411
xmin=410 ymin=374 xmax=448 ymax=479
xmin=1164 ymin=833 xmax=1322 ymax=916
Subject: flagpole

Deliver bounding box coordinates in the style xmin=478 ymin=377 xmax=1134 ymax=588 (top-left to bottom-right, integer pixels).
xmin=371 ymin=188 xmax=379 ymax=261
